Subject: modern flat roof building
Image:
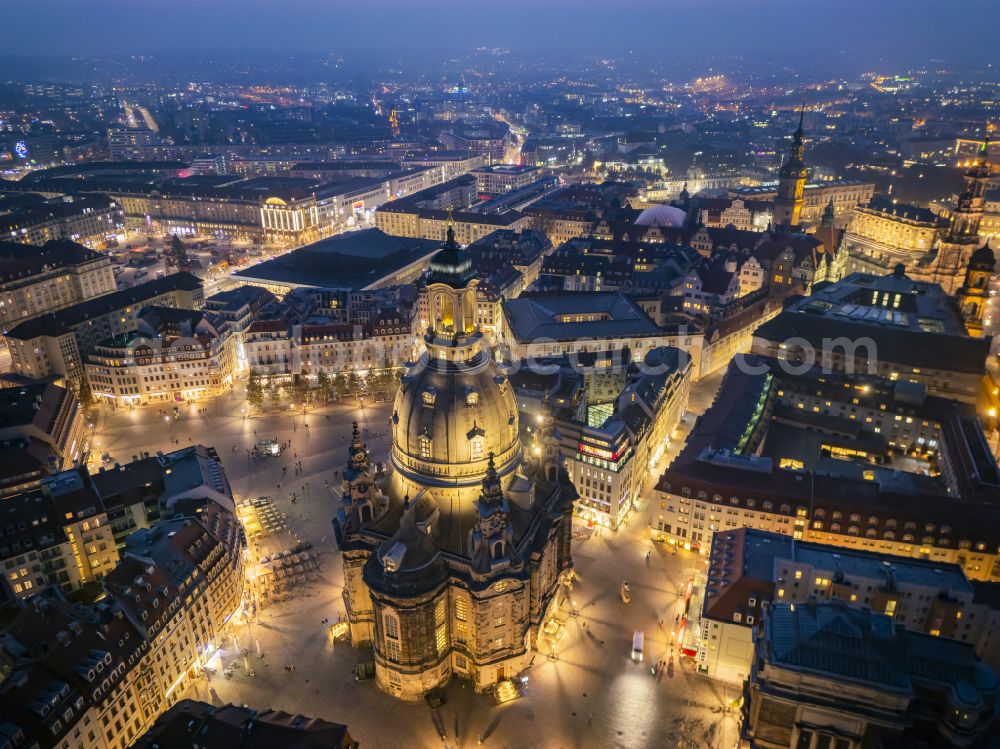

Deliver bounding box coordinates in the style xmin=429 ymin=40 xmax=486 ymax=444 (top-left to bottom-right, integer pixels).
xmin=502 ymin=292 xmax=664 ymax=343
xmin=400 ymin=150 xmax=489 ymax=180
xmin=471 ymin=164 xmax=543 ymax=196
xmin=499 ymin=291 xmax=702 ymax=370
xmin=0 ymin=193 xmax=124 ymax=248
xmin=510 ymin=346 xmax=692 ymax=529
xmin=655 ymin=354 xmax=1000 ymax=583
xmin=751 ymin=268 xmax=991 ymax=403
xmin=688 ymin=527 xmax=1000 ymax=685
xmin=232 ymin=228 xmax=441 ymax=297
xmin=4 ymin=165 xmax=443 ymax=244
xmin=374 ymin=175 xmax=532 ymax=244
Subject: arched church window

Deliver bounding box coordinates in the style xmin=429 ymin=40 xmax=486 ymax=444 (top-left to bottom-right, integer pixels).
xmin=470 ymin=435 xmax=484 ymax=461
xmin=384 ymin=612 xmax=399 ymax=640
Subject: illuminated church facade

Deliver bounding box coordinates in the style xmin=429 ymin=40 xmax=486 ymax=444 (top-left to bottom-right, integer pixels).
xmin=332 ymin=227 xmax=576 ymax=700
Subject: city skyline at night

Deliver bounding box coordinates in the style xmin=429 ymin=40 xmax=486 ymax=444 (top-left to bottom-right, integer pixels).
xmin=0 ymin=3 xmax=998 ymax=748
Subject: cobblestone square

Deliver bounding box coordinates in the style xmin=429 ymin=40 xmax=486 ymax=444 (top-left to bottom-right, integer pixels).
xmin=90 ymin=373 xmax=732 ymax=749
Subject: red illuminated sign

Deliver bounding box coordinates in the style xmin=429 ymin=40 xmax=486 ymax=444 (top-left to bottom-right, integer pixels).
xmin=578 ymin=442 xmax=618 ymax=461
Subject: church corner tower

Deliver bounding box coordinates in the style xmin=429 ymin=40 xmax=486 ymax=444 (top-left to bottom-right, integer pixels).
xmin=935 ymin=133 xmax=992 ymax=293
xmin=331 ymin=225 xmax=577 ymax=701
xmin=957 ymin=241 xmax=996 ymax=337
xmin=774 ymin=104 xmax=809 ymax=230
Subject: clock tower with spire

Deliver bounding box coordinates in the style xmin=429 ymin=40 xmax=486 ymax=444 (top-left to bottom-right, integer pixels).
xmin=773 ymin=105 xmax=809 ymax=230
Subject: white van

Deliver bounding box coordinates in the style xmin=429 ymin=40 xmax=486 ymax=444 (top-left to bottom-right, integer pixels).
xmin=631 ymin=630 xmax=644 ymax=662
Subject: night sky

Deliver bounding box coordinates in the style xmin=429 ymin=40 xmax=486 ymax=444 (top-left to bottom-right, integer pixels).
xmin=5 ymin=0 xmax=998 ymax=71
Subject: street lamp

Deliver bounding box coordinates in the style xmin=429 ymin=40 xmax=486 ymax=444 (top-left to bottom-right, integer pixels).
xmin=988 ymin=409 xmax=1000 ymax=461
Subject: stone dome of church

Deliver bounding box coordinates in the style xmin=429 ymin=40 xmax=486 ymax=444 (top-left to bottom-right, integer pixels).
xmin=388 ymin=225 xmax=522 ymax=498
xmin=390 ymin=349 xmax=521 ymax=495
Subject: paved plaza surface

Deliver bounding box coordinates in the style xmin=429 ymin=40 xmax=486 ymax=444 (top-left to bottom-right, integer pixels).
xmin=91 ymin=370 xmax=732 ymax=749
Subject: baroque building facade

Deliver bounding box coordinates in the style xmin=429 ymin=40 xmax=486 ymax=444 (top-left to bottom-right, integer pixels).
xmin=332 ymin=227 xmax=576 ymax=700
xmin=842 ymin=198 xmax=948 ymax=275
xmin=846 ymin=138 xmax=994 ymax=294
